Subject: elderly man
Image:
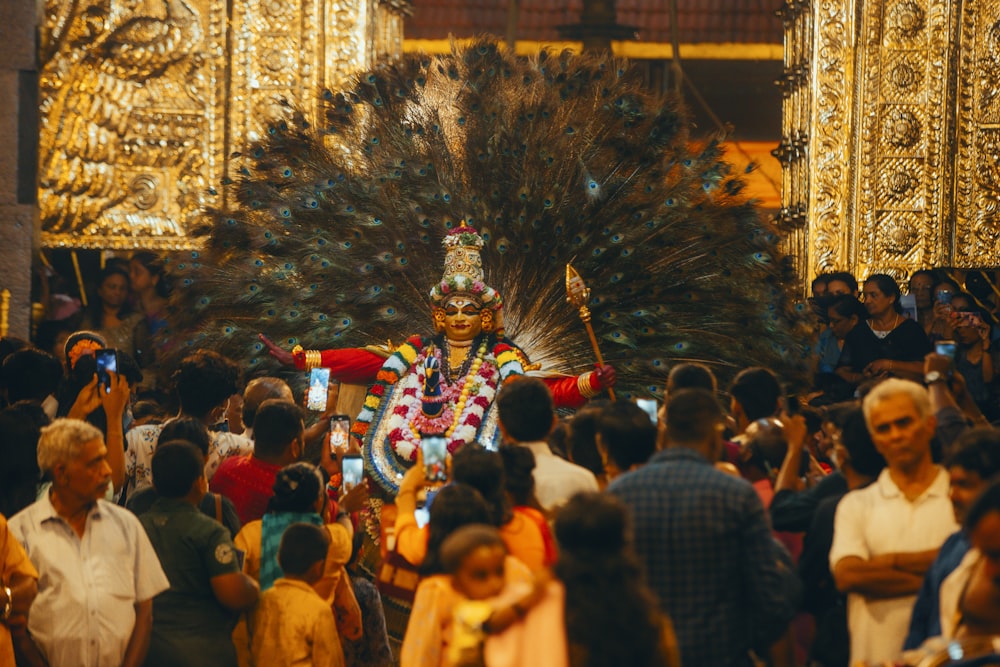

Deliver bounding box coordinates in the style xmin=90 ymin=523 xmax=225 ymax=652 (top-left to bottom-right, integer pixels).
xmin=9 ymin=419 xmax=169 ymax=667
xmin=830 ymin=379 xmax=958 ymax=666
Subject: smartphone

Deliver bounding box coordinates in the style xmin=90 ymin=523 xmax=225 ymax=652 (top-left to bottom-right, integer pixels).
xmin=94 ymin=348 xmax=118 ymax=394
xmin=306 ymin=367 xmax=331 ymax=411
xmin=421 ymin=435 xmax=448 ymax=483
xmin=329 ymin=414 xmax=351 ymax=453
xmin=935 ymin=340 xmax=957 ymax=360
xmin=635 ymin=398 xmax=658 ymax=425
xmin=937 ymin=290 xmax=954 ymax=305
xmin=342 ymin=454 xmax=363 ymax=491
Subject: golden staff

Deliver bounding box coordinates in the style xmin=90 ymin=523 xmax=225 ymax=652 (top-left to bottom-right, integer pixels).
xmin=566 ymin=264 xmax=615 ymax=400
xmin=0 ymin=289 xmax=9 ymax=338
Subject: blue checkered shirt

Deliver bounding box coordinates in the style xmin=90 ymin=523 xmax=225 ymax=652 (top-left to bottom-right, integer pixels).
xmin=608 ymin=447 xmax=796 ymax=667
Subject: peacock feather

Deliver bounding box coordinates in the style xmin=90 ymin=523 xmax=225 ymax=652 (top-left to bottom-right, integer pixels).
xmin=165 ymin=39 xmax=810 ymax=397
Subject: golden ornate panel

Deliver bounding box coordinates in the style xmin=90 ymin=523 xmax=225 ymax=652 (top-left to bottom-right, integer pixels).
xmin=38 ymin=0 xmax=403 ymax=250
xmin=785 ymin=0 xmax=1000 ymax=281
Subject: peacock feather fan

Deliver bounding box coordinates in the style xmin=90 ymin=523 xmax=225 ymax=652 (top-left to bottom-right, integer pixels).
xmin=165 ymin=38 xmax=810 ymax=397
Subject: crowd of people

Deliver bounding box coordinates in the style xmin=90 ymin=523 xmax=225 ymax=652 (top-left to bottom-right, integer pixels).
xmin=1 ymin=258 xmax=1000 ymax=667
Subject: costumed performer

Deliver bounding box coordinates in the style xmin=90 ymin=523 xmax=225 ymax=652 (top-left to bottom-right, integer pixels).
xmin=260 ymin=224 xmax=615 ymax=495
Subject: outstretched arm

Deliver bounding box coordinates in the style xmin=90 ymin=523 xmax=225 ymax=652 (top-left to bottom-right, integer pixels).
xmin=545 ymin=364 xmax=616 ymax=409
xmin=258 ymin=333 xmax=387 ymax=384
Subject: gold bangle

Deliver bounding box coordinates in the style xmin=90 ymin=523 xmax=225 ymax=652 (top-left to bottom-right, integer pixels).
xmin=304 ymin=350 xmax=322 ymax=371
xmin=577 ymin=371 xmax=597 ymax=399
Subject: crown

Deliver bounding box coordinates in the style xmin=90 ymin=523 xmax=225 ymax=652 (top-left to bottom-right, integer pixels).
xmin=429 ymin=224 xmax=502 ymax=310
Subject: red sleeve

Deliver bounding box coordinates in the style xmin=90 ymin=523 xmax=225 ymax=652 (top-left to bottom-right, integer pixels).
xmin=544 ymin=375 xmax=587 ymax=409
xmin=318 ymin=348 xmax=388 ymax=385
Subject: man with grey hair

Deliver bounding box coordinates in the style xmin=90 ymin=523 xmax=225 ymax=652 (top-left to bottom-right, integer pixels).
xmin=9 ymin=418 xmax=169 ymax=667
xmin=830 ymin=379 xmax=957 ymax=666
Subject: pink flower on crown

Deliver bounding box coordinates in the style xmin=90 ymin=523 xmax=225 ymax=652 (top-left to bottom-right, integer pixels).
xmin=472 ymin=281 xmax=485 ymax=294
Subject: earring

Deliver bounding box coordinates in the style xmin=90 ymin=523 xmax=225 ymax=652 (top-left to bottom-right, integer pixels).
xmin=480 ymin=309 xmax=494 ymax=333
xmin=432 ymin=308 xmax=446 ymax=333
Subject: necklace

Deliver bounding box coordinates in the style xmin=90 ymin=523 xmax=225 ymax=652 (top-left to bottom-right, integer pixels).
xmin=444 ymin=335 xmax=482 ymax=384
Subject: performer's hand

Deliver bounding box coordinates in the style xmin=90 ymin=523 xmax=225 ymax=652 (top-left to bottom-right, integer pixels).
xmin=258 ymin=333 xmax=294 ymax=366
xmin=593 ymin=364 xmax=617 ymax=390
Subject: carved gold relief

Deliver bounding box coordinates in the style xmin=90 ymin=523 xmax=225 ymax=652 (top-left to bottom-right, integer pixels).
xmin=788 ymin=0 xmax=999 ymax=279
xmin=38 ymin=0 xmax=407 ymax=250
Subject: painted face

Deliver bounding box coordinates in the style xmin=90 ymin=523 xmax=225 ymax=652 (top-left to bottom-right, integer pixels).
xmin=827 ymin=306 xmax=857 ymax=340
xmin=949 ymin=466 xmax=988 ymax=524
xmin=98 ymin=273 xmax=130 ymax=310
xmin=452 ymin=544 xmax=506 ymax=601
xmin=57 ymin=437 xmax=113 ymax=504
xmin=443 ymin=297 xmax=483 ymax=342
xmin=867 ymin=394 xmax=935 ymax=473
xmin=909 ymin=274 xmax=934 ymax=309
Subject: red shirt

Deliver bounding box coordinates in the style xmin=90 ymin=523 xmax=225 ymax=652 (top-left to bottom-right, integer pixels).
xmin=209 ymin=455 xmax=281 ymax=525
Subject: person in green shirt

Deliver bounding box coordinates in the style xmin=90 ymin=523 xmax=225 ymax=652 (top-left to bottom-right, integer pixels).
xmin=140 ymin=440 xmax=259 ymax=667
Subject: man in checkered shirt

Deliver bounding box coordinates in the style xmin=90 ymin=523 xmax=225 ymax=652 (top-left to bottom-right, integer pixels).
xmin=609 ymin=388 xmax=796 ymax=667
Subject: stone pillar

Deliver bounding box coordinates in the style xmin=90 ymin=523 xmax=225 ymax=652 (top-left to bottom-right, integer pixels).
xmin=0 ymin=0 xmax=38 ymax=338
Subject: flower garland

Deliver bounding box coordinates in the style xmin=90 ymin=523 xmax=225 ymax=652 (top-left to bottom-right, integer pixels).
xmin=351 ymin=335 xmax=525 ymax=463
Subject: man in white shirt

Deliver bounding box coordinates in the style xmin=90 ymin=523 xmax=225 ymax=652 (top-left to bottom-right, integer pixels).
xmin=496 ymin=377 xmax=598 ymax=512
xmin=831 ymin=379 xmax=958 ymax=665
xmin=10 ymin=418 xmax=169 ymax=667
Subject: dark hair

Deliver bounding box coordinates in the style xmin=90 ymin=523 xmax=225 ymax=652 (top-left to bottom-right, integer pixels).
xmin=452 ymin=444 xmax=512 ymax=527
xmin=667 ymin=362 xmax=717 ymax=394
xmin=864 ymin=274 xmax=903 ymax=314
xmin=499 ymin=444 xmax=538 ymax=508
xmin=1 ymin=348 xmax=63 ymax=403
xmin=839 ymin=408 xmax=886 ymax=478
xmin=946 ymin=428 xmax=1000 ymax=480
xmin=933 ymin=278 xmax=962 ymax=295
xmin=172 ymin=350 xmax=241 ymax=419
xmin=566 ymin=401 xmax=610 ymax=479
xmin=0 ymin=403 xmax=49 ymax=517
xmin=421 ymin=483 xmax=492 ymax=576
xmin=151 ymin=440 xmax=205 ymax=499
xmin=132 ymin=400 xmax=167 ymax=424
xmin=828 ymin=294 xmax=867 ymax=321
xmin=964 ymin=480 xmax=1000 ymax=533
xmin=665 ymin=389 xmax=723 ymax=445
xmin=253 ymin=399 xmax=304 ymax=458
xmin=131 ymin=251 xmax=172 ymax=299
xmin=554 ymin=493 xmax=669 ymax=667
xmin=496 ymin=377 xmax=554 ymax=442
xmin=88 ymin=264 xmax=133 ymax=327
xmin=827 ymin=271 xmax=859 ymax=294
xmin=278 ymin=523 xmax=330 ymax=576
xmin=267 ymin=462 xmax=324 ymax=514
xmin=730 ymin=367 xmax=782 ymax=421
xmin=440 ymin=524 xmax=507 ymax=574
xmin=812 ymin=274 xmax=832 ymax=290
xmin=158 ymin=417 xmax=212 ymax=456
xmin=596 ymin=402 xmax=657 ymax=471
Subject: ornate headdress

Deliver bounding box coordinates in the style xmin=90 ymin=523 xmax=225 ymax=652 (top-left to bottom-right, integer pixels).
xmin=428 ymin=224 xmax=503 ymax=311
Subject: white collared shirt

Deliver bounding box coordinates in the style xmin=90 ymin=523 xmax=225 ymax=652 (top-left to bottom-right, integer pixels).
xmin=9 ymin=494 xmax=169 ymax=667
xmin=521 ymin=441 xmax=600 ymax=512
xmin=830 ymin=467 xmax=958 ymax=665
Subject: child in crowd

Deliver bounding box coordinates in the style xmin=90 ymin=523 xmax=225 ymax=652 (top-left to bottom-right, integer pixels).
xmin=402 ymin=524 xmax=543 ymax=667
xmin=251 ymin=523 xmax=345 ymax=667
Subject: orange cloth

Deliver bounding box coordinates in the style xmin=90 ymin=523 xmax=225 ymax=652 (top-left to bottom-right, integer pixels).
xmin=0 ymin=515 xmax=38 ymax=666
xmin=395 ymin=510 xmax=547 ymax=571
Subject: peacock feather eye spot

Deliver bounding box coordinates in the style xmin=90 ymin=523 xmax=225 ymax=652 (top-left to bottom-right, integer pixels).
xmin=442 ymin=194 xmax=451 ymax=202
xmin=321 ymin=261 xmax=330 ymax=268
xmin=592 ymin=247 xmax=605 ymax=256
xmin=399 ymin=257 xmax=408 ymax=265
xmin=184 ymin=279 xmax=192 ymax=286
xmin=373 ymin=217 xmax=383 ymax=225
xmin=280 ymin=208 xmax=291 ymax=217
xmin=254 ymin=259 xmax=264 ymax=267
xmin=283 ymin=263 xmax=292 ymax=270
xmin=457 ymin=117 xmax=466 ymax=125
xmin=208 ymin=187 xmax=218 ymax=195
xmin=371 ymin=137 xmax=379 ymax=145
xmin=651 ymin=359 xmax=664 ymax=367
xmin=318 ymin=314 xmax=327 ymax=320
xmin=611 ymin=234 xmax=623 ymax=243
xmin=683 ymin=159 xmax=692 ymax=167
xmin=622 ymin=248 xmax=632 ymax=256
xmin=289 ymin=311 xmax=299 ymax=318
xmin=665 ymin=198 xmax=675 ymax=206
xmin=199 ymin=297 xmax=209 ymax=305
xmin=224 ymin=326 xmax=233 ymax=334
xmin=317 ymin=239 xmax=326 ymax=246
xmin=226 ymin=218 xmax=236 ymax=225
xmin=249 ymin=285 xmax=258 ymax=292
xmin=341 ymin=318 xmax=351 ymax=326
xmin=264 ymin=231 xmax=272 ymax=239
xmin=281 ymin=168 xmax=292 ymax=177
xmin=565 ymin=126 xmax=575 ymax=134
xmin=253 ymin=148 xmax=264 ymax=158
xmin=543 ymin=198 xmax=553 ymax=208
xmin=588 ymin=180 xmax=598 ymax=190
xmin=254 ymin=343 xmax=263 ymax=351
xmin=251 ymin=200 xmax=262 ymax=209
xmin=267 ymin=309 xmax=276 ymax=316
xmin=346 ymin=205 xmax=355 ymax=212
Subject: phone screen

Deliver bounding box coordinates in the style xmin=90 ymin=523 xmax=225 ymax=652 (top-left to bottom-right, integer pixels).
xmin=95 ymin=349 xmax=118 ymax=394
xmin=421 ymin=435 xmax=448 ymax=482
xmin=635 ymin=398 xmax=658 ymax=425
xmin=329 ymin=415 xmax=351 ymax=452
xmin=935 ymin=340 xmax=957 ymax=360
xmin=342 ymin=455 xmax=363 ymax=490
xmin=306 ymin=368 xmax=331 ymax=411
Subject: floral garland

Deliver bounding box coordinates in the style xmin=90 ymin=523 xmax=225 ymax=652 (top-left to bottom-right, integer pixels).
xmin=351 ymin=335 xmax=525 ymax=462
